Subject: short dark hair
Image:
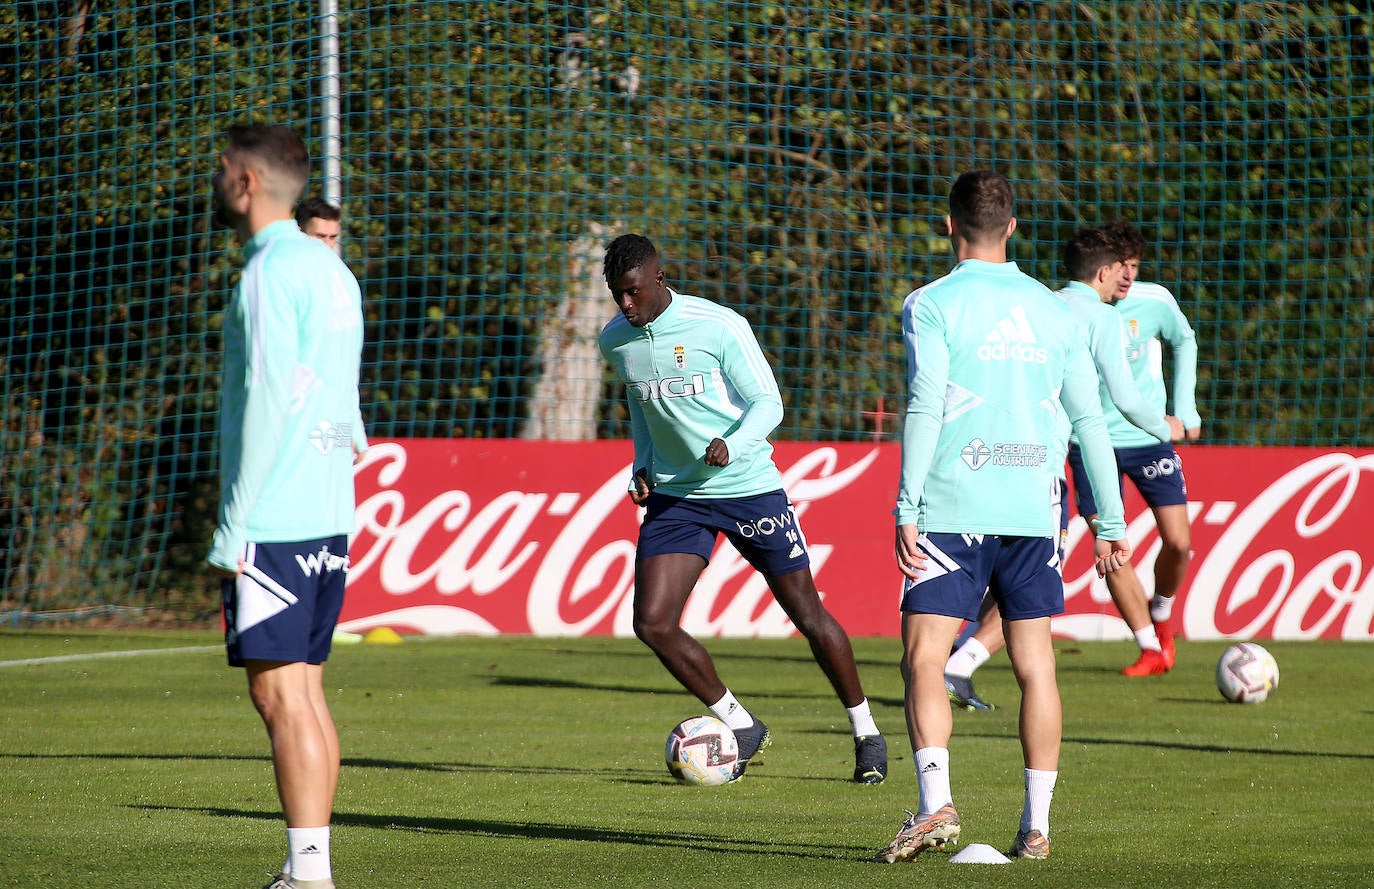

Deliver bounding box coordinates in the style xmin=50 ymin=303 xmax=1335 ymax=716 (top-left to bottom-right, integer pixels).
xmin=295 ymin=196 xmax=341 ymax=228
xmin=224 ymin=124 xmax=310 ymax=191
xmin=1103 ymin=219 xmax=1146 ymax=261
xmin=948 ymin=170 xmax=1013 ymax=242
xmin=1062 ymin=227 xmax=1121 ymax=282
xmin=603 ymin=233 xmax=658 ymax=284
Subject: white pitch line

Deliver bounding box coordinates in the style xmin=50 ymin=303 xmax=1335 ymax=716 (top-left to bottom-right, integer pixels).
xmin=0 ymin=645 xmax=219 ymax=668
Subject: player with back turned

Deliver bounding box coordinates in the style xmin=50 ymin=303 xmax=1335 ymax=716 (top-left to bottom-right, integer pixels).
xmin=597 ymin=233 xmax=888 ymax=784
xmin=875 ymin=171 xmax=1131 ymax=863
xmin=943 ymin=226 xmax=1186 ymax=710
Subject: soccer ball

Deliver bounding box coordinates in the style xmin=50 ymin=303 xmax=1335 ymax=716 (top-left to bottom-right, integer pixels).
xmin=665 ymin=716 xmax=739 ymax=786
xmin=1215 ymin=642 xmax=1280 ymax=703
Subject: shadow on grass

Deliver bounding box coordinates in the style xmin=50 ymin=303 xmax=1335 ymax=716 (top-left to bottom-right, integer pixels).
xmin=490 ymin=674 xmax=833 ymax=703
xmin=955 ymin=728 xmax=1374 ymax=760
xmin=132 ymin=805 xmax=872 ymax=861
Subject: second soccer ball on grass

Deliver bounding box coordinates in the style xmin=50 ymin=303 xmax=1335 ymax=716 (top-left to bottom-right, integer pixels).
xmin=1215 ymin=642 xmax=1280 ymax=703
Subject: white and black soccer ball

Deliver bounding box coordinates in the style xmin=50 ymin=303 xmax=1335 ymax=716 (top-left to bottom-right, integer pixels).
xmin=1215 ymin=642 xmax=1280 ymax=703
xmin=665 ymin=716 xmax=739 ymax=786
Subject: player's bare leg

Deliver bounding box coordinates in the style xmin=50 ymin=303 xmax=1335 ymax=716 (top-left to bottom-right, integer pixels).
xmin=630 ymin=552 xmax=724 ymax=702
xmin=1082 ymin=513 xmax=1170 ymax=675
xmin=766 ymin=567 xmax=864 ymax=707
xmin=304 ymin=663 xmax=340 ymax=811
xmin=246 ymin=661 xmax=334 ymax=827
xmin=1004 ymin=616 xmax=1060 ymax=858
xmin=1004 ymin=617 xmax=1061 ymax=770
xmin=1150 ymin=503 xmax=1192 ymax=600
xmin=901 ymin=612 xmax=962 ymax=752
xmin=875 ymin=612 xmax=964 ymax=861
xmin=1147 ymin=503 xmax=1191 ymax=663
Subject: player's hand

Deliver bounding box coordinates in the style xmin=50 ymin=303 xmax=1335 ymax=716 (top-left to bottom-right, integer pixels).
xmin=1184 ymin=424 xmax=1203 ymax=442
xmin=629 ymin=467 xmax=653 ymax=505
xmin=1094 ymin=538 xmax=1132 ymax=578
xmin=209 ymin=558 xmax=246 ymax=579
xmin=1166 ymin=416 xmax=1185 ymax=442
xmin=894 ymin=524 xmax=927 ymax=580
xmin=704 ymin=438 xmax=730 ymax=467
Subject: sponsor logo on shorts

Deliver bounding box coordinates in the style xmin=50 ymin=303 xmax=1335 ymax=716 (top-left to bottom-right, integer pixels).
xmin=734 ymin=510 xmax=798 ymax=540
xmin=296 ymin=546 xmax=350 ymax=577
xmin=1141 ymin=453 xmax=1183 ymax=479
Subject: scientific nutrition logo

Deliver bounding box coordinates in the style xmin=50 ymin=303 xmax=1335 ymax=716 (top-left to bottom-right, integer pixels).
xmin=961 ymin=438 xmax=1047 ymax=470
xmin=961 ymin=438 xmax=992 ymax=470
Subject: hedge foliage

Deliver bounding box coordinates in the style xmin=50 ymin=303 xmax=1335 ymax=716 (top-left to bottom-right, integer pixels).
xmin=0 ymin=1 xmax=1370 ymax=614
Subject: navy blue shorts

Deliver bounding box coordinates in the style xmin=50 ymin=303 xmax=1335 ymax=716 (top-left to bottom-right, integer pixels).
xmin=638 ymin=490 xmax=810 ymax=577
xmin=1068 ymin=442 xmax=1188 ymax=517
xmin=900 ymin=533 xmax=1064 ymax=621
xmin=221 ymin=535 xmax=348 ymax=667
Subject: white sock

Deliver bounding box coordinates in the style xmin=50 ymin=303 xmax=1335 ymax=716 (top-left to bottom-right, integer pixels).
xmin=846 ymin=698 xmax=879 ymax=738
xmin=1150 ymin=594 xmax=1175 ymax=623
xmin=914 ymin=747 xmax=952 ymax=815
xmin=1134 ymin=624 xmax=1162 ymax=652
xmin=945 ymin=638 xmax=990 ymax=679
xmin=709 ymin=690 xmax=754 ymax=731
xmin=1020 ymin=769 xmax=1057 ymax=836
xmin=286 ymin=826 xmax=331 ymax=881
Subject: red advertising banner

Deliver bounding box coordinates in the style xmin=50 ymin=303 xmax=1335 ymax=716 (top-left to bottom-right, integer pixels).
xmin=341 ymin=440 xmax=1374 ymax=641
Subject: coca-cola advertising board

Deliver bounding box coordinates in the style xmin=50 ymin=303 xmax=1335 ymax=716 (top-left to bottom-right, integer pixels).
xmin=341 ymin=440 xmax=1374 ymax=642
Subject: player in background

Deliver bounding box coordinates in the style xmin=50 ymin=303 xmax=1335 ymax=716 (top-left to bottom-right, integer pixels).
xmin=943 ymin=227 xmax=1186 ymax=709
xmin=294 ymin=196 xmax=342 ymax=250
xmin=597 ymin=233 xmax=888 ymax=784
xmin=1071 ymin=219 xmax=1202 ymax=669
xmin=875 ymin=171 xmax=1130 ymax=864
xmin=209 ymin=124 xmax=366 ymax=889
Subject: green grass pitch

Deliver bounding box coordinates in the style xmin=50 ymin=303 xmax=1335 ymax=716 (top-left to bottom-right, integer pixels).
xmin=0 ymin=630 xmax=1369 ymax=888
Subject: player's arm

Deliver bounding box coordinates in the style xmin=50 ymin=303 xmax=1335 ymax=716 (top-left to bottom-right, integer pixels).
xmin=894 ymin=293 xmax=946 ymax=579
xmin=1060 ymin=339 xmax=1131 ymax=576
xmin=208 ymin=280 xmax=300 ymax=572
xmin=1094 ymin=313 xmax=1173 ymax=443
xmin=712 ymin=312 xmax=784 ymax=465
xmin=352 ymin=409 xmax=369 ymax=464
xmin=626 ymin=394 xmax=655 ymax=503
xmin=1162 ymin=292 xmax=1203 ymax=440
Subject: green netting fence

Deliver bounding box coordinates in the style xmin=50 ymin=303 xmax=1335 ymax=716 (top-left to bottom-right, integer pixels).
xmin=1 ymin=1 xmax=1371 ymax=620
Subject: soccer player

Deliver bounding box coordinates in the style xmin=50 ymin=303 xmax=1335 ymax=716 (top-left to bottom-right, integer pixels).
xmin=875 ymin=171 xmax=1130 ymax=864
xmin=209 ymin=124 xmax=365 ymax=889
xmin=943 ymin=227 xmax=1186 ymax=708
xmin=597 ymin=233 xmax=888 ymax=784
xmin=294 ymin=196 xmax=342 ymax=249
xmin=1070 ymin=219 xmax=1203 ymax=669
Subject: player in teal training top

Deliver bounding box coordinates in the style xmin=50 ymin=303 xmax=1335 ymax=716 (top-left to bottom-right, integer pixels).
xmin=598 ymin=233 xmax=888 ymax=784
xmin=875 ymin=171 xmax=1131 ymax=865
xmin=1065 ymin=219 xmax=1203 ymax=673
xmin=209 ymin=123 xmax=364 ymax=889
xmin=942 ymin=227 xmax=1186 ymax=712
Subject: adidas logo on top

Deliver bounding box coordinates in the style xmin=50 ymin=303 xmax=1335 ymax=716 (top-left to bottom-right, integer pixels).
xmin=978 ymin=306 xmax=1048 ymax=364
